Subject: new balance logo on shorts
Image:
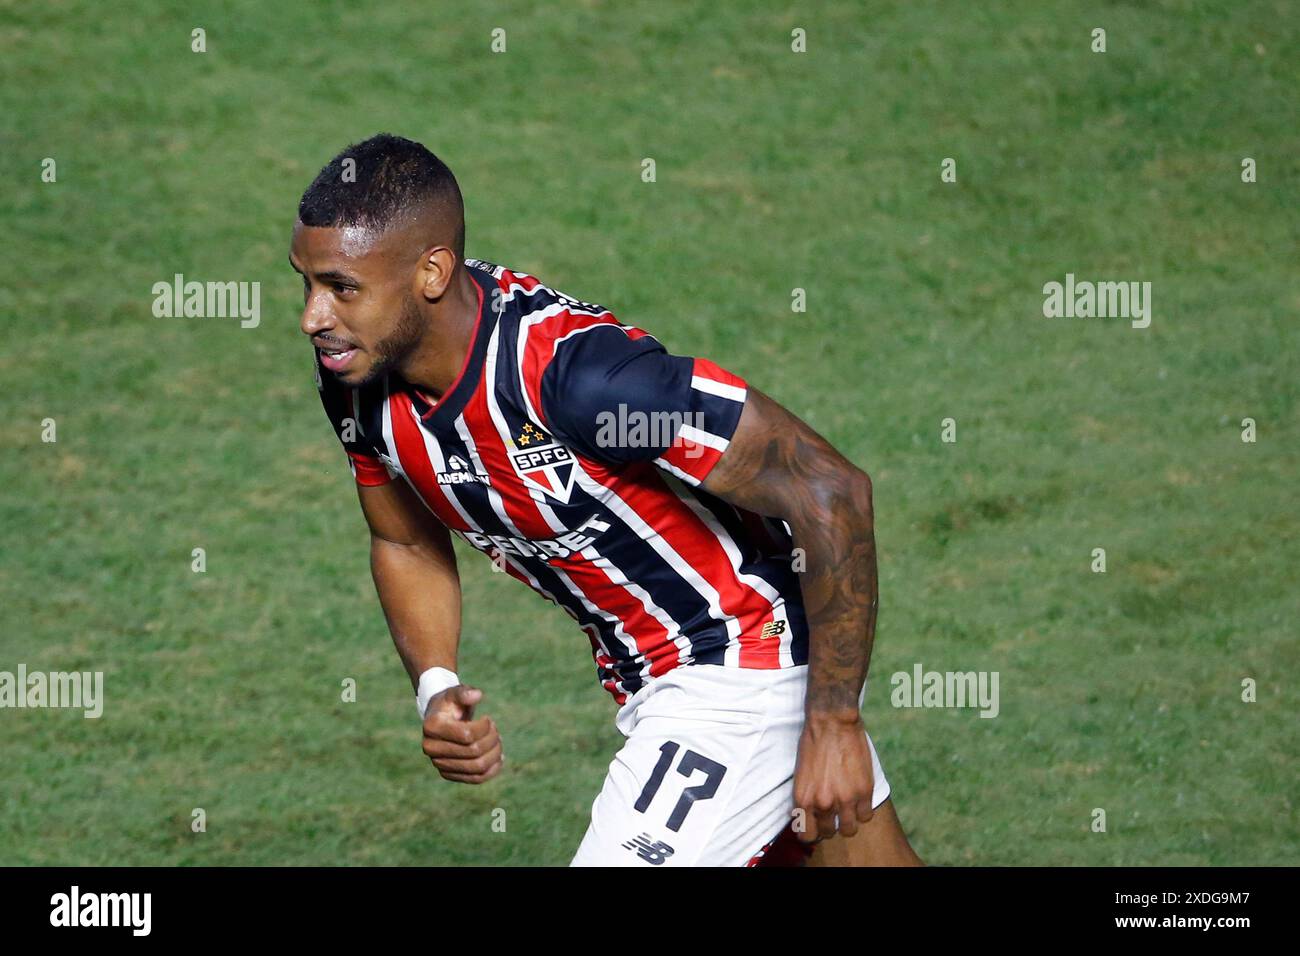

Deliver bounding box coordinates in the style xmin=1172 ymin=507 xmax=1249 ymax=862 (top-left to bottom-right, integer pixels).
xmin=621 ymin=833 xmax=675 ymax=865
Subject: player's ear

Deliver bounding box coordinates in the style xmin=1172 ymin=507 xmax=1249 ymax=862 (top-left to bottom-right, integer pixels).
xmin=417 ymin=245 xmax=456 ymax=302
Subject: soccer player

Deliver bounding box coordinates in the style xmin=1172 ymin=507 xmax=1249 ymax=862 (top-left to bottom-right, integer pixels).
xmin=290 ymin=134 xmax=923 ymax=867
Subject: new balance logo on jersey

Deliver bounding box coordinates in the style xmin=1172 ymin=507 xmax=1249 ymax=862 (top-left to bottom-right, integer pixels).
xmin=438 ymin=454 xmax=491 ymax=486
xmin=760 ymin=620 xmax=788 ymax=639
xmin=621 ymin=833 xmax=675 ymax=865
xmin=509 ymin=425 xmax=578 ymax=503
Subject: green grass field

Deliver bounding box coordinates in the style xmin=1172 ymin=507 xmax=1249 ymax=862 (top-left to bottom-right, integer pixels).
xmin=2 ymin=0 xmax=1296 ymax=866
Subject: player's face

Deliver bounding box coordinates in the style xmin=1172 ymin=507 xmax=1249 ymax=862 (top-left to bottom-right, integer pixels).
xmin=289 ymin=221 xmax=425 ymax=388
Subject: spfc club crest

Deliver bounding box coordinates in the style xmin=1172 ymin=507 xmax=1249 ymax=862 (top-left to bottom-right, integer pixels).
xmin=510 ymin=423 xmax=577 ymax=503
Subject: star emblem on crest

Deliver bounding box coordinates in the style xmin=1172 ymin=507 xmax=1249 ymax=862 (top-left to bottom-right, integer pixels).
xmin=517 ymin=422 xmax=546 ymax=446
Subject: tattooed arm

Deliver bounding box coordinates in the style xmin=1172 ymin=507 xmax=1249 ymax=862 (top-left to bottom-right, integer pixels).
xmin=701 ymin=385 xmax=879 ymax=842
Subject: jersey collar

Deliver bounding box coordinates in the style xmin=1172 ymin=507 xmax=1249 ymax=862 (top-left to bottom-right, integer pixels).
xmin=404 ymin=263 xmax=498 ymax=428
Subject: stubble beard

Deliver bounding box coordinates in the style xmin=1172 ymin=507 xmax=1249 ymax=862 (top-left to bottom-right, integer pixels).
xmin=355 ymin=295 xmax=425 ymax=388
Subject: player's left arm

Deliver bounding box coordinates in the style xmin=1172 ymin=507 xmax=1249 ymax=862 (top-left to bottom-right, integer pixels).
xmin=700 ymin=386 xmax=879 ymax=843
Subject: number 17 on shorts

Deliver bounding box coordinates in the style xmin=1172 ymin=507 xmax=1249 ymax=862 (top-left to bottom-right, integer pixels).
xmin=572 ymin=735 xmax=739 ymax=866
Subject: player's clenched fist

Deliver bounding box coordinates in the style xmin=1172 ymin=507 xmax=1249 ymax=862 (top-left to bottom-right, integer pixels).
xmin=421 ymin=684 xmax=503 ymax=784
xmin=792 ymin=712 xmax=876 ymax=843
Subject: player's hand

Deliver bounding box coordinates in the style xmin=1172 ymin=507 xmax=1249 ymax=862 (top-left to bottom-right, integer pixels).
xmin=420 ymin=684 xmax=503 ymax=784
xmin=792 ymin=710 xmax=875 ymax=843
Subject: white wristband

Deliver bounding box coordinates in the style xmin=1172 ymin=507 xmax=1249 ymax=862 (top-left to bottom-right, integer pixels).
xmin=415 ymin=666 xmax=460 ymax=720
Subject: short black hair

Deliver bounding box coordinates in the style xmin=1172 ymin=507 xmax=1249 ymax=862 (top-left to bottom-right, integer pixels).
xmin=298 ymin=133 xmax=465 ymax=258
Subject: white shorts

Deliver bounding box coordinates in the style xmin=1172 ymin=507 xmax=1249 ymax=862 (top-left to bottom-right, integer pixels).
xmin=570 ymin=663 xmax=890 ymax=867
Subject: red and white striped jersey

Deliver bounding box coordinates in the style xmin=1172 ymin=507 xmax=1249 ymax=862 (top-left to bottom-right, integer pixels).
xmin=316 ymin=259 xmax=809 ymax=704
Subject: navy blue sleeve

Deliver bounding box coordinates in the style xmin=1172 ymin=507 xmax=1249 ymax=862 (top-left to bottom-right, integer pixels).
xmin=539 ymin=324 xmax=748 ymax=484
